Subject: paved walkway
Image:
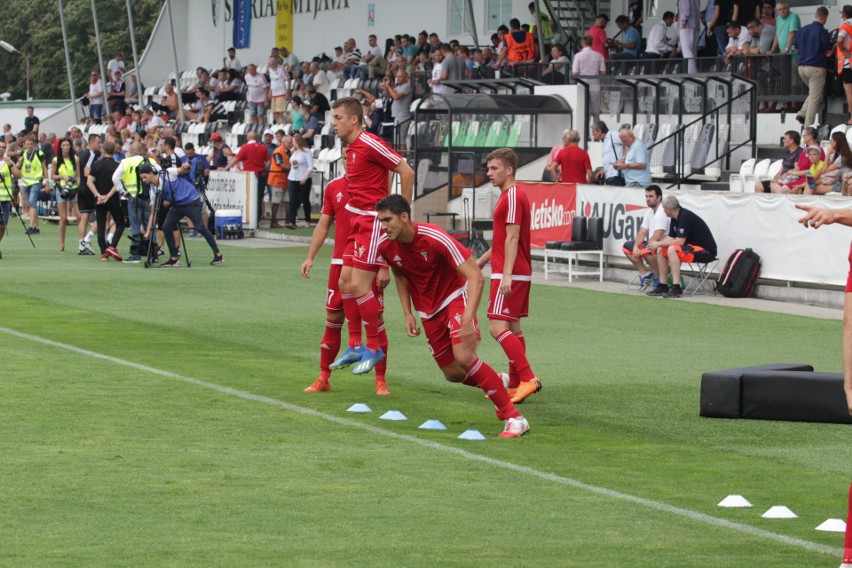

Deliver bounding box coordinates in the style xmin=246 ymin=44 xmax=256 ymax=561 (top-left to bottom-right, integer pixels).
xmin=250 ymin=232 xmax=844 ymax=322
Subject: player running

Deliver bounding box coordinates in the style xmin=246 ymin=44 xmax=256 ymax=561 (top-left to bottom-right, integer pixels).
xmin=301 ymin=145 xmax=391 ymax=396
xmin=376 ymin=194 xmax=530 ymax=438
xmin=329 ymin=97 xmax=414 ymax=375
xmin=476 ymin=148 xmax=542 ymax=404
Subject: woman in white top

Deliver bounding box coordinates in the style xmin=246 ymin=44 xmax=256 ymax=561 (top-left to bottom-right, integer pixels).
xmin=286 ymin=133 xmax=314 ymax=228
xmin=87 ymin=70 xmax=106 ymax=124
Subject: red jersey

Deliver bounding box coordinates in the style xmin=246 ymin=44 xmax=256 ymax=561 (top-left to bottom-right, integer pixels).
xmin=378 ymin=223 xmax=471 ymax=318
xmin=555 ymin=145 xmax=592 ymax=183
xmin=321 ymin=176 xmax=352 ymax=261
xmin=236 ymin=142 xmax=270 ymax=174
xmin=344 ymin=131 xmax=401 ymax=212
xmin=491 ymin=186 xmax=532 ymax=278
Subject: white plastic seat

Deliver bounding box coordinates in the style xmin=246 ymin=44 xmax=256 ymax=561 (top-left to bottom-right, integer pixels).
xmin=728 ymin=158 xmax=756 ymax=192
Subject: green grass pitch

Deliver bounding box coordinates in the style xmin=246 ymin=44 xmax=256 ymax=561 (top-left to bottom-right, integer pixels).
xmin=0 ymin=224 xmax=848 ymax=567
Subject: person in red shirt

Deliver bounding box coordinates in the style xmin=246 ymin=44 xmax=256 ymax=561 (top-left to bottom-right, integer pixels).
xmin=553 ymin=130 xmax=593 ymax=183
xmin=300 ymin=145 xmax=391 ymax=396
xmin=329 ymin=97 xmax=414 ymax=376
xmin=587 ymin=14 xmax=611 ymax=60
xmin=376 ymin=193 xmax=530 ymax=438
xmin=476 ymin=148 xmax=542 ymax=405
xmin=225 ymin=131 xmax=270 ymax=226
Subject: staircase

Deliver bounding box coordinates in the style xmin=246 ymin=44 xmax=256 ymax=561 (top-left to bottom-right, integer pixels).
xmin=542 ymin=0 xmax=602 ymax=53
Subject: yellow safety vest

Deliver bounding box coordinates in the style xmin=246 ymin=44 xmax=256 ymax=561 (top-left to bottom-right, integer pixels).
xmin=120 ymin=155 xmax=146 ymax=197
xmin=20 ymin=149 xmax=44 ymax=186
xmin=0 ymin=162 xmax=13 ymax=201
xmin=532 ymin=13 xmax=553 ymax=41
xmin=54 ymin=158 xmax=76 ymax=186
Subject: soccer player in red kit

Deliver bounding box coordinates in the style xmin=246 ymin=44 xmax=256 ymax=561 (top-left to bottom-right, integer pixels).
xmin=300 ymin=145 xmax=391 ymax=396
xmin=376 ymin=194 xmax=530 ymax=437
xmin=795 ymin=204 xmax=852 ymax=568
xmin=330 ymin=97 xmax=414 ymax=375
xmin=476 ymin=148 xmax=542 ymax=404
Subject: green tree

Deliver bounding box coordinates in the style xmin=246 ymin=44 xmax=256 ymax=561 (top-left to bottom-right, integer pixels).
xmin=0 ymin=0 xmax=163 ymax=100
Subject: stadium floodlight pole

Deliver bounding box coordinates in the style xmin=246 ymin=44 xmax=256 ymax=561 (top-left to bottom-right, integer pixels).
xmin=125 ymin=0 xmax=143 ymax=93
xmin=58 ymin=0 xmax=79 ymax=123
xmin=165 ymin=0 xmax=186 ymax=123
xmin=533 ymin=0 xmax=546 ymax=69
xmin=0 ymin=41 xmax=30 ymax=101
xmin=464 ymin=0 xmax=480 ymax=50
xmin=90 ymin=0 xmax=111 ymax=116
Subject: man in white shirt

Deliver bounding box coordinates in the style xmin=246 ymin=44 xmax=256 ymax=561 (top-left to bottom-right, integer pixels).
xmin=267 ymin=57 xmax=289 ymax=125
xmin=310 ymin=62 xmax=330 ymax=97
xmin=591 ymin=120 xmax=625 ymax=186
xmin=724 ymin=22 xmax=752 ymax=61
xmin=107 ymin=52 xmax=126 ymax=79
xmin=223 ymin=47 xmax=242 ymax=71
xmin=244 ymin=64 xmax=269 ymax=126
xmin=571 ymin=35 xmax=605 ymax=117
xmin=645 ymin=11 xmax=678 ymax=72
xmin=622 ymin=185 xmax=671 ymax=289
xmin=358 ymin=34 xmax=384 ymax=80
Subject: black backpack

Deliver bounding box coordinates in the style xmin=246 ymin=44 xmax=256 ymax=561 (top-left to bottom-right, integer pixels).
xmin=716 ymin=248 xmax=761 ymax=298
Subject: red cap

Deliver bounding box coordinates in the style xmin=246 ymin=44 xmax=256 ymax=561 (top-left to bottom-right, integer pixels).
xmin=210 ymin=132 xmax=222 ymax=141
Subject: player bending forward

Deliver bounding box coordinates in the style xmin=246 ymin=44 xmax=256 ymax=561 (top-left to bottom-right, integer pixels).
xmin=477 ymin=148 xmax=542 ymax=403
xmin=376 ymin=194 xmax=530 ymax=437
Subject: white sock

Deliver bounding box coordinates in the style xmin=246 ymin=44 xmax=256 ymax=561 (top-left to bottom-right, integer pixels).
xmin=108 ymin=232 xmax=115 ymax=245
xmin=85 ymin=231 xmax=95 ymax=243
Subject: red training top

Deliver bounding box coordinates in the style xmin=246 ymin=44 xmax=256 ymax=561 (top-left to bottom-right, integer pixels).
xmin=490 ymin=185 xmax=532 ymax=277
xmin=321 ymin=176 xmax=352 ymax=261
xmin=344 ymin=131 xmax=402 ymax=212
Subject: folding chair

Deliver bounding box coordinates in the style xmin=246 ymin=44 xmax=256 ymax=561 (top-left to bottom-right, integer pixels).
xmin=683 ymin=259 xmax=720 ymax=296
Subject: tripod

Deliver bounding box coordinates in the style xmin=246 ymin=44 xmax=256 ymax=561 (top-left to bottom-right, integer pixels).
xmin=191 ymin=161 xmax=216 ymax=234
xmin=143 ymin=176 xmax=192 ymax=269
xmin=0 ymin=173 xmax=35 ymax=248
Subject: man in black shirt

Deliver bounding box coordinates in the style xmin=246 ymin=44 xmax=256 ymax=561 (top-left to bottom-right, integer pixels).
xmin=646 ymin=196 xmax=717 ymax=298
xmin=87 ymin=141 xmax=125 ymax=261
xmin=76 ymin=133 xmax=102 ymax=254
xmin=23 ymin=107 xmax=39 ymax=136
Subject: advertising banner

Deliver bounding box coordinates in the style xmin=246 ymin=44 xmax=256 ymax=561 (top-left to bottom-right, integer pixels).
xmin=518 ymin=182 xmax=576 ymax=248
xmin=207 ymin=171 xmax=258 ymax=229
xmin=276 ymin=0 xmax=293 ymax=51
xmin=576 ymin=185 xmax=852 ymax=286
xmin=233 ymin=0 xmax=252 ymax=49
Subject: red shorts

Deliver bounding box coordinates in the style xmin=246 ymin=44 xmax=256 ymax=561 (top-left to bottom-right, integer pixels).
xmin=487 ymin=278 xmax=530 ymax=321
xmin=622 ymin=240 xmax=652 ymax=256
xmin=661 ymin=244 xmax=715 ymax=263
xmin=348 ymin=213 xmax=383 ymax=271
xmin=422 ymin=294 xmax=480 ymax=368
xmin=846 ymin=242 xmax=852 ymax=293
xmin=326 ymin=261 xmax=384 ymax=312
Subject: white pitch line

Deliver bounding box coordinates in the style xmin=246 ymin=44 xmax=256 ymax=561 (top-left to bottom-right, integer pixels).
xmin=0 ymin=325 xmax=842 ymax=558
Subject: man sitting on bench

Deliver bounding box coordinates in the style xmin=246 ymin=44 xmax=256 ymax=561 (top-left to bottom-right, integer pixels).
xmin=646 ymin=196 xmax=717 ymax=298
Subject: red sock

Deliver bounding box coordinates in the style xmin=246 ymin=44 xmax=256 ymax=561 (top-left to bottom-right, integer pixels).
xmin=844 ymin=481 xmax=852 ymax=564
xmin=495 ymin=330 xmax=534 ymax=385
xmin=375 ymin=324 xmax=388 ymax=382
xmin=356 ymin=291 xmax=381 ymax=351
xmin=465 ymin=358 xmax=520 ymax=420
xmin=319 ymin=319 xmax=343 ymax=379
xmin=341 ymin=293 xmax=362 ymax=348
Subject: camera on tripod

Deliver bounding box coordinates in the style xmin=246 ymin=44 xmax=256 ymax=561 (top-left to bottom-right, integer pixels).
xmin=158 ymin=154 xmax=176 ymax=170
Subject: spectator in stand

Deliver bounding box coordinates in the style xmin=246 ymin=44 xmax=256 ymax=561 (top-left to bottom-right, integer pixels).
xmin=267 ymin=132 xmax=292 ymax=227
xmin=286 ymin=133 xmax=313 ymax=229
xmin=724 ymin=22 xmax=752 ymax=60
xmin=591 ymin=120 xmax=625 ymax=185
xmin=645 ymin=11 xmax=678 ymax=71
xmin=573 ymin=36 xmax=606 ymax=118
xmin=342 ymin=38 xmax=363 ymax=79
xmin=793 ymin=6 xmax=831 ymax=127
xmin=646 ymin=196 xmax=717 ymax=298
xmin=268 ymin=57 xmax=290 ymax=125
xmin=215 ymin=69 xmax=243 ymax=101
xmin=223 ymin=46 xmax=241 ymax=71
xmin=616 ymin=127 xmax=652 ymax=187
xmin=310 ymin=61 xmax=330 ymax=96
xmin=269 ymin=47 xmax=284 ymax=65
xmin=552 ymin=130 xmax=593 ymax=183
xmin=225 ymin=131 xmax=270 ymax=222
xmin=430 ymin=49 xmax=452 ymax=95
xmin=359 ymin=34 xmax=385 ymax=80
xmin=542 ymin=44 xmax=570 ymax=81
xmin=308 ymin=85 xmax=330 ymax=123
xmin=23 ymin=106 xmax=39 ymax=136
xmin=498 ymin=18 xmax=536 ymax=66
xmin=107 ymin=51 xmax=125 ymax=79
xmin=836 ymin=5 xmax=852 ymax=125
xmin=771 ymin=0 xmax=800 ymax=111
xmin=281 ymin=47 xmax=299 ymax=74
xmin=208 ymin=132 xmax=230 ymax=170
xmin=108 ymin=71 xmax=126 ymax=115
xmin=760 ymin=1 xmax=775 ymax=25
xmin=802 ymin=127 xmax=826 ymax=161
xmin=623 ymin=185 xmax=670 ymax=290
xmin=611 ymin=15 xmax=641 ymax=61
xmin=796 ymin=145 xmax=826 ymax=194
xmin=439 ymin=43 xmax=466 ymax=84
xmin=401 ymin=35 xmax=419 ymax=66
xmin=755 ymin=130 xmax=806 ymax=193
xmin=587 ymin=14 xmax=611 ymax=61
xmin=244 ymin=64 xmax=269 ymax=126
xmin=143 ymin=109 xmax=166 ymax=136
xmin=299 ymin=105 xmax=320 ymax=146
xmin=428 ymin=32 xmax=442 ymax=53
xmin=161 ymin=83 xmax=180 ymax=121
xmin=457 ymin=46 xmax=474 ymax=78
xmin=733 ymin=0 xmax=760 ymax=26
xmin=382 ymin=68 xmax=413 ymax=132
xmin=811 ymin=131 xmax=852 ymax=195
xmin=87 ymin=70 xmax=106 ymax=124
xmin=678 ymin=0 xmax=702 ymax=73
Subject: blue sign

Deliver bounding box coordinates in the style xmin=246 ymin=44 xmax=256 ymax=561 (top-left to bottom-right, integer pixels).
xmin=233 ymin=0 xmax=251 ymax=48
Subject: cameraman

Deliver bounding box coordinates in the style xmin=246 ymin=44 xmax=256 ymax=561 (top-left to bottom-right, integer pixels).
xmin=0 ymin=140 xmax=23 ymax=258
xmin=137 ymin=162 xmax=223 ymax=267
xmin=182 ymin=143 xmax=211 ymax=235
xmin=152 ymin=137 xmax=182 ymax=256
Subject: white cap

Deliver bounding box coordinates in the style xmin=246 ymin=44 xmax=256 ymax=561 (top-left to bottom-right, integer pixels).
xmin=263 ymin=129 xmax=274 ymax=137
